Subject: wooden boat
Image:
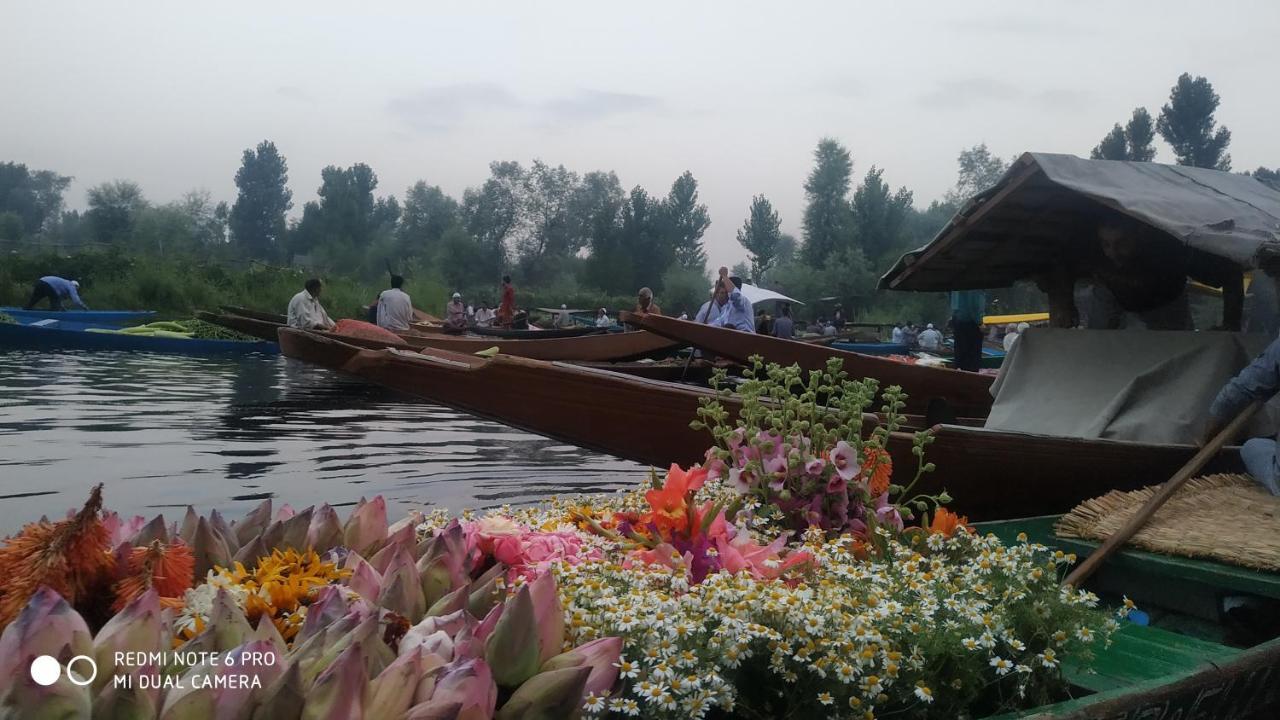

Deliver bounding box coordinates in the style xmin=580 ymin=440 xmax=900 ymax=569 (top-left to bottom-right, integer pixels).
xmin=1 ymin=307 xmax=156 ymax=326
xmin=278 ymin=328 xmax=1237 ymax=520
xmin=0 ymin=320 xmax=277 ymax=355
xmin=622 ymin=312 xmax=995 ymax=417
xmin=976 ymin=515 xmax=1280 ymax=719
xmin=219 ymin=305 xmax=285 ymax=323
xmin=204 ymin=311 xmax=680 ymax=362
xmin=468 ymin=325 xmax=606 ymax=339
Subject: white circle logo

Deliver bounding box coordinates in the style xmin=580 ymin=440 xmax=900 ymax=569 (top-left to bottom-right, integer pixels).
xmin=66 ymin=656 xmax=97 ymax=686
xmin=29 ymin=655 xmax=60 ymax=686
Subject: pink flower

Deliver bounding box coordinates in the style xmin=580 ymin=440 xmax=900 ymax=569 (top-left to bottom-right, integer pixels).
xmin=728 ymin=468 xmax=752 ymax=494
xmin=763 ymin=456 xmax=788 ymax=492
xmin=716 ymin=532 xmax=811 ymax=580
xmin=805 ymin=458 xmax=826 ymax=476
xmin=826 ymin=474 xmax=847 ymax=494
xmin=829 ymin=441 xmax=861 ymax=482
xmin=873 ymin=492 xmax=904 ymax=531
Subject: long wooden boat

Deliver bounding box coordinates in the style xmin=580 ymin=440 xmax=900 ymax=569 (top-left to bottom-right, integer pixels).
xmin=206 ymin=311 xmax=680 ymax=361
xmin=219 ymin=305 xmax=285 ymax=323
xmin=977 ymin=515 xmax=1280 ymax=719
xmin=622 ymin=312 xmax=996 ymax=417
xmin=1 ymin=307 xmax=156 ymax=326
xmin=0 ymin=321 xmax=277 ymax=355
xmin=468 ymin=325 xmax=606 ymax=339
xmin=278 ymin=328 xmax=1238 ymax=520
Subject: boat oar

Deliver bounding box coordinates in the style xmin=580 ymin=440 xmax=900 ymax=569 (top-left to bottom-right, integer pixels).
xmin=1062 ymin=400 xmax=1261 ymax=588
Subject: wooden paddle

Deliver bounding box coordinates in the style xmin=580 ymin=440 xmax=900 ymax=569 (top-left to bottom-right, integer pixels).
xmin=1063 ymin=400 xmax=1262 ymax=588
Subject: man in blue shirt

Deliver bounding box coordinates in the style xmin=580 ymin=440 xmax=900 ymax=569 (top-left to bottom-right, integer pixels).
xmin=709 ymin=267 xmax=754 ymax=332
xmin=950 ymin=290 xmax=985 ymax=372
xmin=1204 ymin=337 xmax=1280 ymax=495
xmin=24 ymin=275 xmax=87 ymax=311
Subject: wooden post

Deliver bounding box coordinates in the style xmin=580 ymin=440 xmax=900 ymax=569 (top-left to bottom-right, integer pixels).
xmin=1062 ymin=401 xmax=1262 ymax=588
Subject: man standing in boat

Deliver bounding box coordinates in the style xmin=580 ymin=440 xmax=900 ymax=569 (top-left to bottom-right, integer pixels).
xmin=23 ymin=275 xmax=88 ymax=311
xmin=1202 ymin=339 xmax=1280 ymax=495
xmin=496 ymin=275 xmax=516 ymax=327
xmin=709 ymin=267 xmax=754 ymax=332
xmin=695 ymin=286 xmax=726 ymax=324
xmin=376 ymin=275 xmax=414 ymax=331
xmin=635 ymin=287 xmax=662 ymax=316
xmin=287 ymin=279 xmax=336 ymax=331
xmin=772 ymin=303 xmax=795 ymax=339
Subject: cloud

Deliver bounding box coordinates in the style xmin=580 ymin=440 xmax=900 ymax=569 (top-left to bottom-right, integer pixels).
xmin=388 ymin=85 xmax=661 ymax=133
xmin=943 ymin=15 xmax=1086 ymax=38
xmin=276 ymin=85 xmax=313 ymax=102
xmin=916 ymin=78 xmax=1089 ymax=110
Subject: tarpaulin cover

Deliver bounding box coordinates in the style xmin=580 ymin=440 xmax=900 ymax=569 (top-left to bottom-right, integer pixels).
xmin=881 ymin=152 xmax=1280 ymax=291
xmin=985 ymin=328 xmax=1280 ymax=444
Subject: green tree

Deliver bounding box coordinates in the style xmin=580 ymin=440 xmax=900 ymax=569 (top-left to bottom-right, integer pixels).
xmin=437 ymin=223 xmax=503 ymax=292
xmin=86 ymin=180 xmax=148 ymax=245
xmin=850 ymin=166 xmax=913 ymax=261
xmin=516 ymin=160 xmax=580 ymax=282
xmin=736 ymin=195 xmax=783 ymax=282
xmin=229 ymin=141 xmax=292 ymax=260
xmin=291 ymin=163 xmax=399 ymax=272
xmin=661 ymin=171 xmax=711 ymax=270
xmin=1248 ymin=167 xmax=1280 ymax=191
xmin=944 ymin=144 xmax=1008 ymax=205
xmin=1090 ymin=125 xmax=1129 ymax=161
xmin=801 ymin=138 xmax=854 ymax=266
xmin=1157 ymin=73 xmax=1231 ymax=170
xmin=577 ymin=171 xmax=627 ymax=292
xmin=462 ymin=161 xmax=525 ymax=265
xmin=620 ymin=186 xmax=670 ymax=290
xmin=0 ymin=162 xmax=72 ymax=236
xmin=398 ymin=181 xmax=459 ymax=259
xmin=0 ymin=211 xmax=21 ymax=241
xmin=1125 ymin=108 xmax=1157 ymax=162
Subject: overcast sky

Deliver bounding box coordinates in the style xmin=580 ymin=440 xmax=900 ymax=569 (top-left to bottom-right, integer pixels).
xmin=4 ymin=1 xmax=1279 ymax=270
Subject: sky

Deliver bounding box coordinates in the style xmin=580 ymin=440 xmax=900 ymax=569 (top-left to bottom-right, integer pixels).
xmin=4 ymin=1 xmax=1279 ymax=271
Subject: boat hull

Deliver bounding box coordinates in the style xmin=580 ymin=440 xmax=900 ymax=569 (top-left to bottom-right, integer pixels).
xmin=1 ymin=307 xmax=156 ymax=325
xmin=0 ymin=322 xmax=278 ymax=355
xmin=622 ymin=312 xmax=995 ymax=417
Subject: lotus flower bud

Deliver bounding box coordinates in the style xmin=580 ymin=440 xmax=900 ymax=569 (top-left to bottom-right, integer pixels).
xmin=301 ymin=643 xmax=368 ymax=720
xmin=277 ymin=507 xmax=314 ymax=553
xmin=207 ymin=588 xmax=253 ymax=652
xmin=425 ymin=658 xmax=497 ymax=720
xmin=474 ymin=602 xmax=502 ymax=644
xmin=0 ymin=671 xmax=91 ymax=720
xmin=418 ymin=553 xmax=466 ymax=610
xmin=308 ymin=504 xmax=344 ymax=553
xmin=232 ymin=499 xmax=273 ymax=548
xmin=378 ymin=559 xmax=426 ymax=623
xmin=343 ymin=496 xmax=388 ymax=557
xmin=301 ymin=614 xmax=380 ymax=689
xmin=209 ymin=509 xmax=237 ymax=555
xmin=159 ymin=682 xmax=215 ymax=720
xmin=179 ymin=506 xmax=200 ymax=544
xmin=404 ymin=701 xmax=462 ymax=720
xmin=0 ymin=587 xmax=93 ymax=682
xmin=484 ymin=585 xmax=541 ymax=689
xmin=528 ymin=572 xmax=566 ymax=665
xmin=467 ymin=575 xmax=503 ymax=619
xmin=367 ymin=648 xmax=428 ymax=720
xmin=93 ymin=683 xmax=156 ymax=720
xmin=344 ymin=553 xmax=383 ymax=602
xmin=540 ymin=636 xmax=623 ymax=698
xmin=214 ymin=640 xmax=284 ymax=720
xmin=229 ymin=535 xmax=268 ymax=569
xmin=191 ymin=516 xmax=232 ymax=580
xmin=92 ymin=590 xmax=165 ymax=697
xmin=387 ymin=510 xmax=424 ymax=538
xmin=297 ymin=586 xmax=351 ymax=644
xmin=250 ymin=662 xmax=304 ymax=720
xmin=424 ymin=585 xmax=469 ymax=620
xmin=249 ymin=615 xmax=288 ymax=658
xmin=400 ymin=610 xmax=472 ymax=658
xmin=493 ymin=665 xmax=591 ymax=720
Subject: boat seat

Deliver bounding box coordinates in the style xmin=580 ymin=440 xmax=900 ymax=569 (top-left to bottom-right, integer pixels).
xmin=1064 ymin=623 xmax=1239 ymax=694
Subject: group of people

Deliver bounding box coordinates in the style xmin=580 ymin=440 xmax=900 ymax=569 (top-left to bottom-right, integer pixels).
xmin=286 ymin=274 xmax=520 ymax=334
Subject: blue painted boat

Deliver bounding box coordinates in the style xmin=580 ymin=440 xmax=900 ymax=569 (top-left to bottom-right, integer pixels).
xmin=830 ymin=341 xmax=910 ymax=356
xmin=0 ymin=307 xmax=156 ymax=326
xmin=0 ymin=321 xmax=277 ymax=355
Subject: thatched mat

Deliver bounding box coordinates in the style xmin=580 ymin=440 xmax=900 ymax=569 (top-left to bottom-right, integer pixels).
xmin=1055 ymin=474 xmax=1280 ymax=572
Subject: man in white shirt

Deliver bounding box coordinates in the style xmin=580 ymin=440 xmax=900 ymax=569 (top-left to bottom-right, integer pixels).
xmin=377 ymin=275 xmax=414 ymax=331
xmin=444 ymin=292 xmax=467 ymax=330
xmin=287 ymin=278 xmax=336 ymax=331
xmin=474 ymin=302 xmax=495 ymax=327
xmin=891 ymin=323 xmax=905 ymax=344
xmin=917 ymin=323 xmax=943 ymax=351
xmin=595 ymin=308 xmax=612 ymax=327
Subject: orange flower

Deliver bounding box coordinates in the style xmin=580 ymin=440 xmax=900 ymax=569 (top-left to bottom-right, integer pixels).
xmin=643 ymin=464 xmax=708 ymax=536
xmin=863 ymin=447 xmax=893 ymax=496
xmin=112 ymin=540 xmax=195 ymax=611
xmin=929 ymin=508 xmax=969 ymax=537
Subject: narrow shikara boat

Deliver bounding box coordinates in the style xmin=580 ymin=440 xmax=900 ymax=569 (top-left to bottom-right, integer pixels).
xmin=467 ymin=324 xmax=606 ymax=339
xmin=1 ymin=307 xmax=156 ymax=326
xmin=622 ymin=312 xmax=995 ymax=417
xmin=278 ymin=329 xmax=1231 ymax=520
xmin=206 ymin=311 xmax=680 ymax=362
xmin=976 ymin=514 xmax=1280 ymax=719
xmin=0 ymin=320 xmax=277 ymax=355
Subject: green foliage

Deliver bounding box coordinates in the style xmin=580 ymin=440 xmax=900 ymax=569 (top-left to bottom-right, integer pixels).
xmin=736 ymin=194 xmax=783 ymax=283
xmin=944 ymin=144 xmax=1008 ymax=206
xmin=1091 ymin=108 xmax=1158 ymax=162
xmin=1249 ymin=167 xmax=1280 ymax=191
xmin=398 ymin=181 xmax=459 ymax=260
xmin=661 ymin=171 xmax=710 ymax=270
xmin=658 ymin=265 xmax=711 ymax=318
xmin=851 ymin=166 xmax=914 ymax=264
xmin=86 ymin=180 xmax=148 ymax=245
xmin=1157 ymin=73 xmax=1231 ymax=170
xmin=801 ymin=138 xmax=854 ymax=266
xmin=1090 ymin=125 xmax=1129 ymax=161
xmin=0 ymin=162 xmax=72 ymax=236
xmin=0 ymin=212 xmax=22 ymax=241
xmin=229 ymin=140 xmax=292 ymax=260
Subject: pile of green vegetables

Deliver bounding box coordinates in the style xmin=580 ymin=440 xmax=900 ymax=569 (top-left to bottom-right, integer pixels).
xmin=85 ymin=319 xmax=257 ymax=341
xmin=0 ymin=312 xmax=14 ymax=324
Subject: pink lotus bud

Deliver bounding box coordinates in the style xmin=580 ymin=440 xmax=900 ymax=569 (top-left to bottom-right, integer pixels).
xmin=232 ymin=498 xmax=273 ymax=547
xmin=418 ymin=554 xmax=466 ymax=609
xmin=467 ymin=575 xmax=503 ymax=619
xmin=276 ymin=503 xmax=296 ymax=522
xmin=484 ymin=585 xmax=541 ymax=689
xmin=474 ymin=602 xmax=502 ymax=644
xmin=424 ymin=586 xmax=469 ymax=619
xmin=301 ymin=643 xmax=368 ymax=720
xmin=344 ymin=552 xmax=383 ymax=602
xmin=0 ymin=587 xmax=93 ymax=683
xmin=378 ymin=557 xmax=427 ymax=623
xmin=387 ymin=510 xmax=423 ymax=537
xmin=179 ymin=506 xmax=199 ymax=544
xmin=426 ymin=658 xmax=497 ymax=720
xmin=208 ymin=587 xmax=254 ymax=652
xmin=276 ymin=507 xmax=314 ymax=552
xmin=251 ymin=662 xmax=304 ymax=720
xmin=215 ymin=640 xmax=284 ymax=720
xmin=93 ymin=683 xmax=156 ymax=720
xmin=368 ymin=648 xmax=428 ymax=720
xmin=232 ymin=535 xmax=269 ymax=567
xmin=308 ymin=504 xmax=344 ymax=553
xmin=250 ymin=615 xmax=288 ymax=657
xmin=92 ymin=589 xmax=165 ymax=697
xmin=130 ymin=514 xmax=170 ymax=547
xmin=343 ymin=496 xmax=388 ymax=557
xmin=540 ymin=636 xmax=623 ymax=698
xmin=528 ymin=572 xmax=566 ymax=665
xmin=405 ymin=701 xmax=463 ymax=720
xmin=209 ymin=509 xmax=237 ymax=555
xmin=192 ymin=516 xmax=231 ymax=580
xmin=492 ymin=665 xmax=591 ymax=720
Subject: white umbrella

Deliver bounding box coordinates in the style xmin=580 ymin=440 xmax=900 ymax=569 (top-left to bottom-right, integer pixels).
xmin=738 ymin=284 xmax=804 ymax=306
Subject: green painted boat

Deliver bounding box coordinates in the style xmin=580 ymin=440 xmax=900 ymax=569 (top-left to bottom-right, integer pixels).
xmin=976 ymin=516 xmax=1280 ymax=719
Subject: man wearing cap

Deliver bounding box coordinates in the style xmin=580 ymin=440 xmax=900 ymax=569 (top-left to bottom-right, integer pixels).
xmin=376 ymin=275 xmax=415 ymax=331
xmin=917 ymin=323 xmax=942 ymax=351
xmin=595 ymin=308 xmax=612 ymax=328
xmin=709 ymin=267 xmax=754 ymax=332
xmin=444 ymin=292 xmax=468 ymax=331
xmin=24 ymin=275 xmax=88 ymax=311
xmin=554 ymin=303 xmax=573 ymax=328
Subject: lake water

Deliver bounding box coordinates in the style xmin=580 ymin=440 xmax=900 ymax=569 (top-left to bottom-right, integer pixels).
xmin=0 ymin=351 xmax=645 ymax=533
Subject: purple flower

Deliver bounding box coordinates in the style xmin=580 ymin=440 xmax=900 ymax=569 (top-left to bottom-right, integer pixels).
xmin=829 ymin=441 xmax=861 ymax=482
xmin=806 ymin=458 xmax=827 ymax=476
xmin=873 ymin=492 xmax=904 ymax=531
xmin=826 ymin=474 xmax=847 ymax=494
xmin=728 ymin=468 xmax=752 ymax=494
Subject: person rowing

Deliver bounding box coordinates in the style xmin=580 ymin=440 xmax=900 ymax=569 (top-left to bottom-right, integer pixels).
xmin=24 ymin=275 xmax=87 ymax=311
xmin=709 ymin=267 xmax=754 ymax=332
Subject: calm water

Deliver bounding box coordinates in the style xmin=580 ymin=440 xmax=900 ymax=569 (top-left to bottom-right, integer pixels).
xmin=0 ymin=351 xmax=645 ymax=533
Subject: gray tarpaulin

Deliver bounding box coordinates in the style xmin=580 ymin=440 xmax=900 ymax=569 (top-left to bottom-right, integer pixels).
xmin=986 ymin=328 xmax=1280 ymax=444
xmin=881 ymin=152 xmax=1280 ymax=291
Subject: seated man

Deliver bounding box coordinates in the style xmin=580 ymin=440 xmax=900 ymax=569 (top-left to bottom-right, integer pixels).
xmin=474 ymin=302 xmax=496 ymax=327
xmin=24 ymin=275 xmax=87 ymax=311
xmin=634 ymin=287 xmax=662 ymax=316
xmin=709 ymin=268 xmax=754 ymax=332
xmin=377 ymin=275 xmax=415 ymax=331
xmin=287 ymin=278 xmax=336 ymax=331
xmin=444 ymin=292 xmax=467 ymax=331
xmin=1203 ymin=337 xmax=1280 ymax=495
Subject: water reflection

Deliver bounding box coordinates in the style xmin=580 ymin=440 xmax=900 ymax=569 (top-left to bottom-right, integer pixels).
xmin=0 ymin=351 xmax=644 ymax=532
